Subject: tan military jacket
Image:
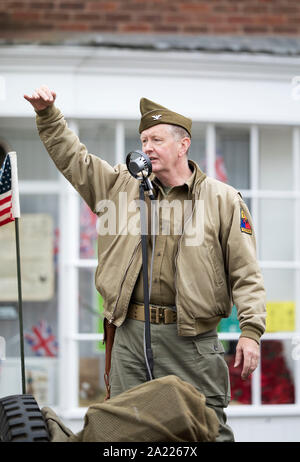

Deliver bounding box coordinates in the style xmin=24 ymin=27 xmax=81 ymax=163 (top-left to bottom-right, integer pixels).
xmin=36 ymin=105 xmax=266 ymax=343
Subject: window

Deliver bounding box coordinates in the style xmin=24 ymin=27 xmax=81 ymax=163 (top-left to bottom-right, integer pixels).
xmin=0 ymin=122 xmax=58 ymax=181
xmin=216 ymin=125 xmax=250 ymax=189
xmin=217 ymin=124 xmax=300 ymax=413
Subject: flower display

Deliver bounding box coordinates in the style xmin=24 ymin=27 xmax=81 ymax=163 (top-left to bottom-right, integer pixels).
xmin=227 ymin=340 xmax=295 ymax=405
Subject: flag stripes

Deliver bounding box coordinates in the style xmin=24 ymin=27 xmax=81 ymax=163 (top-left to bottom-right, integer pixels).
xmin=0 ymin=156 xmax=14 ymax=227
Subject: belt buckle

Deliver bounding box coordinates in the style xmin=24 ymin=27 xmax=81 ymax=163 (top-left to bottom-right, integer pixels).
xmin=150 ymin=306 xmax=164 ymax=324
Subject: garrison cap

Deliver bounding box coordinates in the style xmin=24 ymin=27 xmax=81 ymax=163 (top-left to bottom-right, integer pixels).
xmin=139 ymin=98 xmax=192 ymax=137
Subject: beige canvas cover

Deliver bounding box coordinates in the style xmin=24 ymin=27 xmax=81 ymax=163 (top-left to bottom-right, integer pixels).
xmin=42 ymin=375 xmax=219 ymax=442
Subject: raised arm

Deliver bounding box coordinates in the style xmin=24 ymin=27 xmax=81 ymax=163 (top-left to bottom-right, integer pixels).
xmin=24 ymin=85 xmax=127 ymax=212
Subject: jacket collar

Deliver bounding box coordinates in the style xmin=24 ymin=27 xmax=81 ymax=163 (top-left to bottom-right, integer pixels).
xmin=149 ymin=159 xmax=206 ymax=195
xmin=187 ymin=159 xmax=207 ymax=195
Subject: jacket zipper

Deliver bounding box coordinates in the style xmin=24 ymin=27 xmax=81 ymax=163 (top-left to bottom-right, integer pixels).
xmin=109 ymin=238 xmax=141 ymax=323
xmin=174 ymin=187 xmax=199 ymax=314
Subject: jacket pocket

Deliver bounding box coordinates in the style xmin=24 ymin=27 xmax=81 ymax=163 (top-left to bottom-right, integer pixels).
xmin=192 ymin=336 xmax=231 ymax=407
xmin=208 ymin=244 xmax=224 ymax=287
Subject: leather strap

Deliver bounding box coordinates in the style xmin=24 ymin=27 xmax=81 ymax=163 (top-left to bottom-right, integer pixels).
xmin=103 ymin=318 xmax=116 ymax=400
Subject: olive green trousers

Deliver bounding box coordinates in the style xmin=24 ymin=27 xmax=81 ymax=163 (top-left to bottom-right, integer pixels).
xmin=110 ymin=318 xmax=234 ymax=442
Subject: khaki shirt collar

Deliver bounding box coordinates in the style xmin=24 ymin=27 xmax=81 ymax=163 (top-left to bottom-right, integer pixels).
xmin=152 ymin=160 xmax=196 ymax=193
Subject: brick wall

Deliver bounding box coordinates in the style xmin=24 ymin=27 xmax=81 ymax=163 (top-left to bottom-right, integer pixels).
xmin=1 ymin=0 xmax=300 ymax=37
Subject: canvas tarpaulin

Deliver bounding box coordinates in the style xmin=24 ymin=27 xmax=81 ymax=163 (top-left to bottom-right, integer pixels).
xmin=42 ymin=375 xmax=219 ymax=442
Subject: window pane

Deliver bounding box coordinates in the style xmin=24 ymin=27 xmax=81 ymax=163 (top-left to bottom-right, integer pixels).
xmin=262 ymin=269 xmax=296 ymax=333
xmin=261 ymin=339 xmax=295 ymax=404
xmin=259 ymin=126 xmax=293 ymax=190
xmin=79 ymin=342 xmax=106 ymax=407
xmin=78 ymin=121 xmax=116 ymax=259
xmin=0 ymin=355 xmax=58 ymax=407
xmin=0 ymin=195 xmax=59 ymax=405
xmin=258 ymin=199 xmax=295 ymax=261
xmin=0 ymin=358 xmax=23 ymax=396
xmin=189 ymin=124 xmax=206 ymax=171
xmin=125 ymin=121 xmax=140 ymax=159
xmin=79 ymin=268 xmax=103 ymax=334
xmin=216 ymin=126 xmax=250 ymax=189
xmin=0 ymin=120 xmax=58 ymax=180
xmin=79 ymin=121 xmax=115 ymax=165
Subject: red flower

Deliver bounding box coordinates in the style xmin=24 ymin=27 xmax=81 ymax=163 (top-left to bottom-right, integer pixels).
xmin=227 ymin=340 xmax=295 ymax=405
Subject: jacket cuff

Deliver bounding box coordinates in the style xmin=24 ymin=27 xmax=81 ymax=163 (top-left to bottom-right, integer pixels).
xmin=240 ymin=326 xmax=263 ymax=345
xmin=35 ymin=104 xmax=60 ymax=120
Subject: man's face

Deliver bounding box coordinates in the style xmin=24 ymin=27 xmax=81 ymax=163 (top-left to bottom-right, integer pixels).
xmin=140 ymin=124 xmax=179 ymax=176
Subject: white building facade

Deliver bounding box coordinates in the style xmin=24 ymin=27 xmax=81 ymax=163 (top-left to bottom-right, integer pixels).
xmin=0 ymin=42 xmax=300 ymax=442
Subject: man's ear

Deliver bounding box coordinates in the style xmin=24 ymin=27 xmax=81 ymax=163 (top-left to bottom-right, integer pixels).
xmin=179 ymin=137 xmax=191 ymax=157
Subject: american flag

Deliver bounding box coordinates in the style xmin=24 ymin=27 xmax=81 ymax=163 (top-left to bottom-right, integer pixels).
xmin=25 ymin=320 xmax=58 ymax=357
xmin=0 ymin=154 xmax=15 ymax=226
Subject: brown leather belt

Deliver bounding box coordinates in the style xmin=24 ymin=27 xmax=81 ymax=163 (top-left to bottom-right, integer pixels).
xmin=127 ymin=303 xmax=177 ymax=324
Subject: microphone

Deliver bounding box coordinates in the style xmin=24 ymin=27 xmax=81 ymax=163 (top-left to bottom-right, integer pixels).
xmin=126 ymin=150 xmax=152 ymax=178
xmin=126 ymin=150 xmax=155 ymax=199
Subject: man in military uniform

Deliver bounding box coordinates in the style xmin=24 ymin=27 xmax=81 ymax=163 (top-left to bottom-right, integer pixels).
xmin=24 ymin=86 xmax=266 ymax=442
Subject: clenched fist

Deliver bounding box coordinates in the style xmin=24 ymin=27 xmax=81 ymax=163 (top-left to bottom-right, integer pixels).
xmin=24 ymin=85 xmax=56 ymax=112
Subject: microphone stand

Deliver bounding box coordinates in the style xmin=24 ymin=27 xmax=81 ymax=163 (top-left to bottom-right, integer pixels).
xmin=126 ymin=151 xmax=156 ymax=382
xmin=139 ymin=174 xmax=155 ymax=381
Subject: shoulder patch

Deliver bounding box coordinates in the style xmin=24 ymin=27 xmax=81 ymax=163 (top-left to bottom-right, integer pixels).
xmin=240 ymin=208 xmax=252 ymax=235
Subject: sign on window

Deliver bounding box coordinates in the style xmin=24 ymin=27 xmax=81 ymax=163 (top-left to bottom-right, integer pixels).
xmin=0 ymin=214 xmax=54 ymax=301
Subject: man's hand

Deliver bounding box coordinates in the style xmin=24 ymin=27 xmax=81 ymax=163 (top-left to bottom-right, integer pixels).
xmin=234 ymin=337 xmax=260 ymax=380
xmin=24 ymin=85 xmax=56 ymax=112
